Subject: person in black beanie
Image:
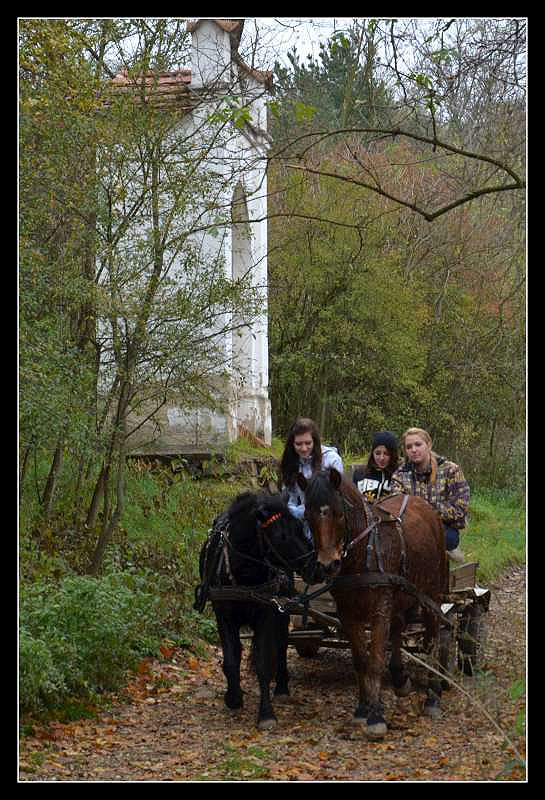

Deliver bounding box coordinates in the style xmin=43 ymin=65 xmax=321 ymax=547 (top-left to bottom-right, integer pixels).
xmin=353 ymin=431 xmax=400 ymax=501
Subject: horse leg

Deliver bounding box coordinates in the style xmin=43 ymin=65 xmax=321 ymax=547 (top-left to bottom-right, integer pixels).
xmin=344 ymin=621 xmax=371 ymax=725
xmin=421 ymin=609 xmax=442 ymax=719
xmin=361 ymin=591 xmax=392 ymax=739
xmin=252 ymin=614 xmax=279 ymax=730
xmin=215 ymin=611 xmax=244 ymax=710
xmin=389 ymin=614 xmax=412 ymax=697
xmin=273 ymin=612 xmax=291 ymax=698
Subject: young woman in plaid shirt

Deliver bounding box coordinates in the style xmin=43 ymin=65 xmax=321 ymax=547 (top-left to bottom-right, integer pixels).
xmin=392 ymin=427 xmax=469 ymax=564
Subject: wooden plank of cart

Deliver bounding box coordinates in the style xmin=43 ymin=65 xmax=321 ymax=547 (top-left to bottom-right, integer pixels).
xmin=288 ymin=562 xmax=491 ymax=676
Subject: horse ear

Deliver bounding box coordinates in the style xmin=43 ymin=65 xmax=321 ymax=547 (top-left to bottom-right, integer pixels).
xmin=297 ymin=473 xmax=307 ymax=491
xmin=329 ymin=467 xmax=342 ymax=489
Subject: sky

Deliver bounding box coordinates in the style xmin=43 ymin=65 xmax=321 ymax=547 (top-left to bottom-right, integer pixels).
xmin=245 ymin=18 xmax=341 ymax=69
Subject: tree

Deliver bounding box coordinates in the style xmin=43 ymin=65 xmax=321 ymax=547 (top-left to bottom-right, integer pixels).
xmin=19 ymin=18 xmax=267 ymax=572
xmin=268 ymin=18 xmax=525 ymax=222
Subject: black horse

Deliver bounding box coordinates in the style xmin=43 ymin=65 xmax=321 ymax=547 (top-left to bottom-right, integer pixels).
xmin=194 ymin=490 xmax=315 ymax=730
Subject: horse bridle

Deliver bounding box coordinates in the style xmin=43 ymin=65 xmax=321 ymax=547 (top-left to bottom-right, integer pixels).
xmin=217 ymin=512 xmax=313 ymax=585
xmin=317 ymin=490 xmax=409 ymax=575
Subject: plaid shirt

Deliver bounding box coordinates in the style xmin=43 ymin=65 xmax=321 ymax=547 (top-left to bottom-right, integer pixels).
xmin=391 ymin=455 xmax=470 ymax=529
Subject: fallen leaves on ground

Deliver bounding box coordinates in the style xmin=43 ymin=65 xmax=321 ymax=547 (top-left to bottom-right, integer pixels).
xmin=19 ymin=566 xmax=526 ymax=782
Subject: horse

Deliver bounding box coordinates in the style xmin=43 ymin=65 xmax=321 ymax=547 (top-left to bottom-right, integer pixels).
xmin=194 ymin=490 xmax=315 ymax=730
xmin=299 ymin=468 xmax=449 ymax=740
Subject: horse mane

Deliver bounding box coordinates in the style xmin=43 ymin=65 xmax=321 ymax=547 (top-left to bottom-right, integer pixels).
xmin=340 ymin=474 xmax=366 ymax=508
xmin=228 ymin=490 xmax=259 ymax=519
xmin=227 ymin=491 xmax=289 ymax=533
xmin=305 ymin=469 xmax=364 ymax=511
xmin=305 ymin=470 xmax=336 ymax=507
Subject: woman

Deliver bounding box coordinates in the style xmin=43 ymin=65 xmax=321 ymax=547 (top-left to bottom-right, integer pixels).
xmin=392 ymin=427 xmax=469 ymax=563
xmin=352 ymin=431 xmax=400 ymax=501
xmin=279 ymin=417 xmax=343 ymax=537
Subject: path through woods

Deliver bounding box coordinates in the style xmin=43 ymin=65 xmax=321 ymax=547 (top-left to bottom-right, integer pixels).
xmin=19 ymin=565 xmax=526 ymax=782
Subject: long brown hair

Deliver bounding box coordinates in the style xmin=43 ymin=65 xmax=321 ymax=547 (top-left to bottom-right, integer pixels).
xmin=402 ymin=427 xmax=437 ymax=484
xmin=279 ymin=417 xmax=322 ymax=488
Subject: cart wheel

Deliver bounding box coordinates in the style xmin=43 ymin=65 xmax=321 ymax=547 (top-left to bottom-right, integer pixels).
xmin=458 ymin=603 xmax=488 ymax=676
xmin=294 ymin=641 xmax=321 ymax=658
xmin=439 ymin=617 xmax=457 ymax=690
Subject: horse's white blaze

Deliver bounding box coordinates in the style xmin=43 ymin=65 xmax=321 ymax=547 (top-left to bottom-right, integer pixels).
xmin=313 ymin=504 xmax=342 ymax=566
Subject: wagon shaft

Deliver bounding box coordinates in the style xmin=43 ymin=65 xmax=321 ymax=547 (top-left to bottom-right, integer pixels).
xmin=288 ymin=563 xmax=491 ymax=666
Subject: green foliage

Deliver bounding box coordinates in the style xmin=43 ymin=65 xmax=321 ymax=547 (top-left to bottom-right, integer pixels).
xmin=268 ymin=168 xmax=431 ymax=448
xmin=268 ymin=150 xmax=525 ymax=479
xmin=272 ymin=22 xmax=392 ymax=142
xmin=19 ymin=629 xmax=68 ymax=714
xmin=19 ymin=573 xmax=164 ymax=713
xmin=19 ymin=19 xmax=268 ymax=574
xmin=460 ymin=488 xmax=525 ymax=582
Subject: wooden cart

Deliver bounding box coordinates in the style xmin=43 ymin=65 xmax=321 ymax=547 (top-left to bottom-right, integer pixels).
xmin=288 ymin=562 xmax=491 ymax=678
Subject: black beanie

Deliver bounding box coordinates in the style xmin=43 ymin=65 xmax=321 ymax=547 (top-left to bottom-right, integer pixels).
xmin=371 ymin=431 xmax=399 ymax=451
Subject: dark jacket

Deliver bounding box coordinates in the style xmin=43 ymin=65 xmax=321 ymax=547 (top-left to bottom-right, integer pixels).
xmin=352 ymin=465 xmax=395 ymax=501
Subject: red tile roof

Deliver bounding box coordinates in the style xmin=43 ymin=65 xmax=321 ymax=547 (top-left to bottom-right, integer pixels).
xmin=109 ymin=69 xmax=193 ymax=107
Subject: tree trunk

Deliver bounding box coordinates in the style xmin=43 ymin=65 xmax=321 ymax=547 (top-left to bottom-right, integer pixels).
xmin=88 ymin=381 xmax=130 ymax=575
xmin=42 ymin=436 xmax=64 ymax=518
xmin=88 ymin=438 xmax=126 ymax=576
xmin=19 ymin=446 xmax=31 ymax=505
xmin=84 ymin=464 xmax=106 ymax=530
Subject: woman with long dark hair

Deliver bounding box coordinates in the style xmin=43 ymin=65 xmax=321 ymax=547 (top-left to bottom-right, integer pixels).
xmin=352 ymin=431 xmax=400 ymax=501
xmin=279 ymin=417 xmax=343 ymax=537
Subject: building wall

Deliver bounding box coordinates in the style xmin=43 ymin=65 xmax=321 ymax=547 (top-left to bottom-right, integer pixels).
xmin=126 ymin=21 xmax=272 ymax=454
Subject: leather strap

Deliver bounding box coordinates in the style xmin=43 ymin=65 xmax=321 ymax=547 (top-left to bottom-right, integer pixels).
xmin=331 ymin=571 xmax=453 ymax=627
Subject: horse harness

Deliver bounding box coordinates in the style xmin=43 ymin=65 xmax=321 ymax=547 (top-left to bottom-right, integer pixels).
xmin=194 ymin=510 xmax=310 ymax=613
xmin=327 ymin=491 xmax=452 ymax=628
xmin=342 ymin=492 xmax=409 ymax=575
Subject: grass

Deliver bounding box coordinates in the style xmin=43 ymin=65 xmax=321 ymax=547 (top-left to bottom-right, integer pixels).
xmin=459 ymin=488 xmax=525 ymax=582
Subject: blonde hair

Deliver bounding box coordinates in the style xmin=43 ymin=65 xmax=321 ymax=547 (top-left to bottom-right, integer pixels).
xmin=402 ymin=427 xmax=437 ymax=483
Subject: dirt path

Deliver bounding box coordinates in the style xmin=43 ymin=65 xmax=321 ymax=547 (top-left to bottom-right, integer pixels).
xmin=19 ymin=565 xmax=526 ymax=782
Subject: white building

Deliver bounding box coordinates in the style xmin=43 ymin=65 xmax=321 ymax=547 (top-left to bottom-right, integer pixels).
xmin=108 ymin=19 xmax=273 ymax=454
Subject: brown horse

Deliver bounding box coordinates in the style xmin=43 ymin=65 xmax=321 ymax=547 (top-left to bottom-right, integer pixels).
xmin=299 ymin=468 xmax=449 ymax=739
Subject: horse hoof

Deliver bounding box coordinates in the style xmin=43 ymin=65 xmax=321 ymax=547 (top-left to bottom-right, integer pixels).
xmin=366 ymin=721 xmax=388 ymax=740
xmin=257 ymin=716 xmax=277 ymax=731
xmin=352 ymin=703 xmax=368 ymax=724
xmin=394 ymin=677 xmax=412 ymax=697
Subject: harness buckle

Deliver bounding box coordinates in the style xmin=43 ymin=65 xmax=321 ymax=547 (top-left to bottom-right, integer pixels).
xmin=271 ymin=597 xmax=287 ymax=613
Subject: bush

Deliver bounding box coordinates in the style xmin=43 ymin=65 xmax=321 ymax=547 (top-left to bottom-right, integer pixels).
xmin=19 ymin=629 xmax=67 ymax=714
xmin=19 ymin=573 xmax=164 ymax=714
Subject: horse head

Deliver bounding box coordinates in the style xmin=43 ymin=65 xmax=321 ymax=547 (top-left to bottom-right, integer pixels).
xmin=255 ymin=495 xmax=316 ymax=582
xmin=299 ymin=468 xmax=353 ymax=580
